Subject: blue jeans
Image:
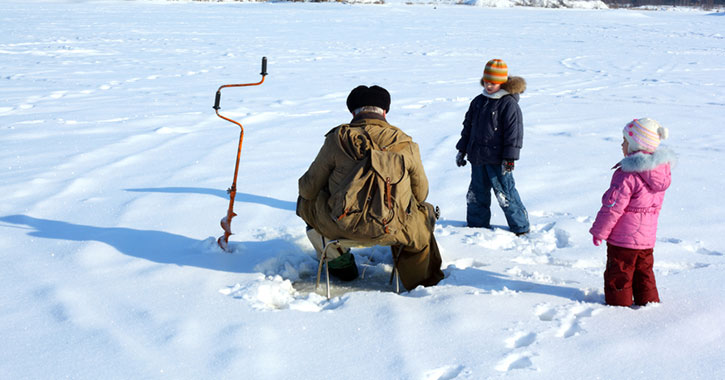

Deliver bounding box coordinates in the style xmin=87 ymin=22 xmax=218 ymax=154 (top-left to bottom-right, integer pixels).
xmin=466 ymin=164 xmax=529 ymax=234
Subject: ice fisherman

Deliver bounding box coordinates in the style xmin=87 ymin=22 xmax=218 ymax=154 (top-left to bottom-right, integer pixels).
xmin=590 ymin=118 xmax=675 ymax=307
xmin=296 ymin=85 xmax=444 ymax=290
xmin=456 ymin=58 xmax=530 ymax=235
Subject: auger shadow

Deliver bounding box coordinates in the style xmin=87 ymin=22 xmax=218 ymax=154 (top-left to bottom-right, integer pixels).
xmin=125 ymin=187 xmax=296 ymax=211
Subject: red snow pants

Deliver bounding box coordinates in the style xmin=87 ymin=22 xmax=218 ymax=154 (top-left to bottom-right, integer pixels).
xmin=604 ymin=244 xmax=660 ymax=307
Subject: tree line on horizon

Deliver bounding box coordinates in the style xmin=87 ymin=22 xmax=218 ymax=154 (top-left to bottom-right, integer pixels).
xmin=602 ymin=0 xmax=723 ymax=8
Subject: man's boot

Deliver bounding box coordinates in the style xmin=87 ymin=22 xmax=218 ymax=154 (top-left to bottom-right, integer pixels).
xmin=306 ymin=226 xmax=358 ymax=281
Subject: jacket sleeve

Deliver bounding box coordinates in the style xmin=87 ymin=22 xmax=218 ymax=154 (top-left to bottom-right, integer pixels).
xmin=589 ymin=170 xmax=634 ymax=240
xmin=408 ymin=142 xmax=429 ymax=203
xmin=455 ymin=97 xmax=477 ymax=153
xmin=500 ymin=97 xmax=523 ymax=160
xmin=298 ymin=132 xmax=337 ymax=201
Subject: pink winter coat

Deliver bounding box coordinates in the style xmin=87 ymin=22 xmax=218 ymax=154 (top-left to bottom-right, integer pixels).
xmin=590 ymin=148 xmax=675 ymax=250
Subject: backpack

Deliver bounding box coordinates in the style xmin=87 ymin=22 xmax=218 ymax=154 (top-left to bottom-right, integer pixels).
xmin=327 ymin=125 xmax=413 ymax=239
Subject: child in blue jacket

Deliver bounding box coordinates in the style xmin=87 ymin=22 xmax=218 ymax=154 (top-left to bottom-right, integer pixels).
xmin=456 ymin=59 xmax=529 ymax=235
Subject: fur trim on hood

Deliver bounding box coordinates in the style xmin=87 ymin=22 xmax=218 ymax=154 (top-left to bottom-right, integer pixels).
xmin=480 ymin=76 xmax=526 ymax=99
xmin=480 ymin=76 xmax=526 ymax=94
xmin=618 ymin=146 xmax=677 ymax=173
xmin=501 ymin=76 xmax=526 ymax=95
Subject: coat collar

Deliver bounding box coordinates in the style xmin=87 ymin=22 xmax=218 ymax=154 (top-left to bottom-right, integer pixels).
xmin=615 ymin=147 xmax=677 ymax=172
xmin=351 ymin=111 xmax=387 ymax=123
xmin=482 ymin=88 xmax=510 ymax=99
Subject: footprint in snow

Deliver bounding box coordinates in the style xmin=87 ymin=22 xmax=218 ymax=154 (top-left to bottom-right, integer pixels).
xmin=662 ymin=237 xmax=723 ymax=256
xmin=535 ymin=302 xmax=598 ymax=339
xmin=535 ymin=304 xmax=558 ymax=322
xmin=497 ymin=330 xmax=538 ymax=372
xmin=422 ymin=364 xmax=466 ymax=380
xmin=495 ymin=352 xmax=534 ymax=372
xmin=50 ymin=91 xmax=67 ymax=99
xmin=505 ymin=331 xmax=537 ymax=349
xmin=556 ymin=304 xmax=596 ymax=339
xmin=656 ymin=261 xmax=710 ymax=276
xmin=695 ymin=247 xmax=722 ymax=256
xmin=554 ymin=228 xmax=572 ymax=249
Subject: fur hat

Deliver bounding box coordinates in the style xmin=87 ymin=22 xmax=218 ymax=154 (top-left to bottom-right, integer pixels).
xmin=483 ymin=59 xmax=508 ymax=84
xmin=623 ymin=118 xmax=669 ymax=153
xmin=346 ymin=85 xmax=391 ymax=113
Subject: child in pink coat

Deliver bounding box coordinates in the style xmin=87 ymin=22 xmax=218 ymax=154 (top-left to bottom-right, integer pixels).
xmin=590 ymin=118 xmax=675 ymax=307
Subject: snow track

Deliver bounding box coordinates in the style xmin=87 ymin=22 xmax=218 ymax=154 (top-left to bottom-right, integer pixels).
xmin=1 ymin=1 xmax=724 ymax=379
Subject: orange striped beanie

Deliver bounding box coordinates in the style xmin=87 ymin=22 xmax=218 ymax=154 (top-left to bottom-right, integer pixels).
xmin=623 ymin=118 xmax=669 ymax=153
xmin=483 ymin=59 xmax=508 ymax=84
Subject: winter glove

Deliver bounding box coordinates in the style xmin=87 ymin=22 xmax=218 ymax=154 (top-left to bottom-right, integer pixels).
xmin=593 ymin=236 xmax=602 ymax=246
xmin=502 ymin=159 xmax=515 ymax=175
xmin=456 ymin=151 xmax=467 ymax=167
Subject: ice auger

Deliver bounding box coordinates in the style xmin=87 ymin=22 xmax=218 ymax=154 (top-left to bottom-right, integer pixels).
xmin=213 ymin=57 xmax=268 ymax=251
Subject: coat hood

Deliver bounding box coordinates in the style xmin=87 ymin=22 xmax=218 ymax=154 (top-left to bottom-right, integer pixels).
xmin=501 ymin=76 xmax=526 ymax=95
xmin=618 ymin=146 xmax=676 ymax=192
xmin=482 ymin=76 xmax=526 ymax=99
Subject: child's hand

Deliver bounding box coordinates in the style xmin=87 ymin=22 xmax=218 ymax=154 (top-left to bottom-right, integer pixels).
xmin=456 ymin=151 xmax=467 ymax=167
xmin=593 ymin=236 xmax=603 ymax=246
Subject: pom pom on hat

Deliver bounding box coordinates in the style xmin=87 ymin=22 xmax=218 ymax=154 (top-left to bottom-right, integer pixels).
xmin=623 ymin=117 xmax=669 ymax=153
xmin=483 ymin=59 xmax=508 ymax=85
xmin=346 ymin=85 xmax=391 ymax=113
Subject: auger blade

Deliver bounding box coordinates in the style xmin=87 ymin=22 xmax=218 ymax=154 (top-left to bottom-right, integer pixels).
xmin=217 ymin=212 xmax=236 ymax=252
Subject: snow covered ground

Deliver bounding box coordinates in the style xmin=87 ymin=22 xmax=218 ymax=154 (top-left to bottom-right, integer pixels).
xmin=2 ymin=1 xmax=724 ymax=379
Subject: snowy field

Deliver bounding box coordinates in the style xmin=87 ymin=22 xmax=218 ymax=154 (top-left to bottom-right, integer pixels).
xmin=2 ymin=1 xmax=725 ymax=379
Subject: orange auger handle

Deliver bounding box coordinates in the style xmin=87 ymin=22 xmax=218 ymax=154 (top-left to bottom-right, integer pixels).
xmin=215 ymin=57 xmax=268 ymax=252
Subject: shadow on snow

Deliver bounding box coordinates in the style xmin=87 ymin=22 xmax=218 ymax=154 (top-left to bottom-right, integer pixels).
xmin=1 ymin=214 xmax=595 ymax=302
xmin=0 ymin=214 xmax=302 ymax=274
xmin=125 ymin=187 xmax=296 ymax=211
xmin=443 ymin=266 xmax=595 ymax=303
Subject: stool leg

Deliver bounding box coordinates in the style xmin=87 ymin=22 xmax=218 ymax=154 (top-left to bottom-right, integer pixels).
xmin=389 ymin=245 xmax=402 ymax=293
xmin=325 ymin=259 xmax=331 ymax=299
xmin=315 ymin=251 xmax=331 ymax=299
xmin=389 ymin=264 xmax=396 ymax=285
xmin=315 ymin=236 xmax=334 ymax=299
xmin=315 ymin=250 xmax=325 ymax=291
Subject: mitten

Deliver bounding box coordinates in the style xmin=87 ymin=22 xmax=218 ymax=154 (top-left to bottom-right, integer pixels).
xmin=456 ymin=151 xmax=467 ymax=167
xmin=502 ymin=159 xmax=515 ymax=174
xmin=592 ymin=236 xmax=602 ymax=246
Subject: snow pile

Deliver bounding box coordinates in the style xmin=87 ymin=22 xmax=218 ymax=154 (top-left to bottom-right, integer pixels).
xmin=220 ymin=274 xmax=325 ymax=312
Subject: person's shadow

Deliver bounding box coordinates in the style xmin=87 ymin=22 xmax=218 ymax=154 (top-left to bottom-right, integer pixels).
xmin=442 ymin=266 xmax=600 ymax=303
xmin=0 ymin=214 xmax=302 ymax=273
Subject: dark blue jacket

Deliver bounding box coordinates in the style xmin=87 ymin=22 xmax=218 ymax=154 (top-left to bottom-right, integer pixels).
xmin=456 ymin=77 xmax=526 ymax=166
